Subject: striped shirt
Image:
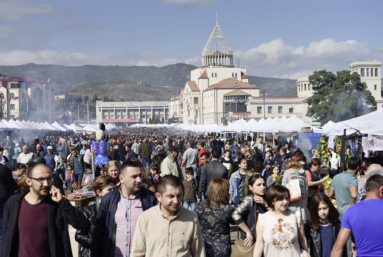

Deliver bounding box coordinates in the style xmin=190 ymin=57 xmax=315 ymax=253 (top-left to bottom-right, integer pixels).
xmin=114 ymin=189 xmax=143 ymax=257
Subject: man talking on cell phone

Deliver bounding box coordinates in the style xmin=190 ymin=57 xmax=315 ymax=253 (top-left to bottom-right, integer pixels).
xmin=0 ymin=163 xmax=88 ymax=257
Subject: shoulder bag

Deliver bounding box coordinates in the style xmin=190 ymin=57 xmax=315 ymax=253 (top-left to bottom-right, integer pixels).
xmin=285 ymin=170 xmax=302 ymax=202
xmin=231 ymin=203 xmax=258 ymax=257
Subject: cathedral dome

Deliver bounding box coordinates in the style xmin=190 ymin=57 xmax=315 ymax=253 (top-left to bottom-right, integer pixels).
xmin=202 ymin=23 xmax=234 ymax=67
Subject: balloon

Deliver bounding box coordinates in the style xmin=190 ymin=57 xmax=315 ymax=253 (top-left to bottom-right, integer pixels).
xmin=92 ymin=139 xmax=109 ymax=169
xmin=92 ymin=141 xmax=99 ymax=156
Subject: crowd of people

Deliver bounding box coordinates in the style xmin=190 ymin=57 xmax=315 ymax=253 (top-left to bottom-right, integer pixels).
xmin=0 ymin=127 xmax=383 ymax=257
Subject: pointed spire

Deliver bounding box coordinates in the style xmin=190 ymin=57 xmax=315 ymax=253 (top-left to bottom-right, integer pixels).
xmin=216 ymin=11 xmax=218 ymax=25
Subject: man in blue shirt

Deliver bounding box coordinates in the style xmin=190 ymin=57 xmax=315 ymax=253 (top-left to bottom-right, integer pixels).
xmin=229 ymin=140 xmax=240 ymax=162
xmin=331 ymin=174 xmax=383 ymax=257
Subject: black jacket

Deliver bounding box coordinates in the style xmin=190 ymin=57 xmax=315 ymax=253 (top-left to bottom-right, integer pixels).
xmin=75 ymin=204 xmax=97 ymax=257
xmin=0 ymin=166 xmax=17 ymax=205
xmin=0 ymin=190 xmax=88 ymax=257
xmin=305 ymin=220 xmax=346 ymax=257
xmin=91 ymin=187 xmax=158 ymax=257
xmin=111 ymin=149 xmax=119 ymax=162
xmin=198 ymin=160 xmax=228 ymax=198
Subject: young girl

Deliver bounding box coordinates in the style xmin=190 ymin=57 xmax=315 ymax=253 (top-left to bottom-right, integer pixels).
xmin=232 ymin=174 xmax=268 ymax=248
xmin=266 ymin=165 xmax=281 ymax=189
xmin=65 ymin=164 xmax=76 ymax=188
xmin=305 ymin=193 xmax=345 ymax=257
xmin=106 ymin=160 xmax=120 ymax=186
xmin=220 ymin=150 xmax=233 ymax=173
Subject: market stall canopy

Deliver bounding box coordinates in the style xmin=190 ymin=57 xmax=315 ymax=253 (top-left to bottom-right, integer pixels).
xmin=82 ymin=124 xmax=98 ymax=132
xmin=241 ymin=119 xmax=258 ymax=132
xmin=275 ymin=115 xmax=310 ymax=133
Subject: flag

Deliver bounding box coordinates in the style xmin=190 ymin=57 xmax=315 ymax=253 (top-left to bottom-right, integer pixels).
xmin=11 ymin=97 xmax=19 ymax=100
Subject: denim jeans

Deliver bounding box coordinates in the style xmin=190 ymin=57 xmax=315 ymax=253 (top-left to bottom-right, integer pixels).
xmin=183 ymin=201 xmax=197 ymax=212
xmin=142 ymin=157 xmax=151 ymax=169
xmin=192 ymin=166 xmax=198 ymax=180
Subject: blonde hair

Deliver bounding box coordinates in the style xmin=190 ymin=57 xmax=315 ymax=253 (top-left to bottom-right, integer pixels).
xmin=245 ymin=152 xmax=253 ymax=159
xmin=285 ymin=160 xmax=301 ymax=171
xmin=106 ymin=160 xmax=120 ymax=172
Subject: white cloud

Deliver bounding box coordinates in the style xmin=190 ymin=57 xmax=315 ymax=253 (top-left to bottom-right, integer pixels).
xmin=235 ymin=38 xmax=378 ymax=79
xmin=0 ymin=38 xmax=381 ymax=80
xmin=157 ymin=0 xmax=219 ymax=8
xmin=0 ymin=0 xmax=57 ymax=21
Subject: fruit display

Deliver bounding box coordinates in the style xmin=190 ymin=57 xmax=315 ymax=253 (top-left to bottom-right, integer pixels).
xmin=334 ymin=136 xmax=342 ymax=154
xmin=317 ymin=136 xmax=330 ymax=164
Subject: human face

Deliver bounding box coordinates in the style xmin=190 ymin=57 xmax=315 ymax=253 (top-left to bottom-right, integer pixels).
xmin=156 ymin=185 xmax=183 ymax=215
xmin=14 ymin=168 xmax=26 ymax=177
xmin=71 ymin=150 xmax=77 ymax=156
xmin=108 ymin=165 xmax=119 ymax=179
xmin=47 ymin=149 xmax=52 ymax=155
xmin=150 ymin=169 xmax=157 ymax=175
xmin=23 ymin=145 xmax=29 ymax=154
xmin=293 ymin=155 xmax=303 ymax=162
xmin=249 ymin=178 xmax=266 ymax=196
xmin=119 ymin=166 xmax=141 ymax=194
xmin=97 ymin=182 xmax=115 ymax=200
xmin=36 ymin=144 xmax=41 ymax=151
xmin=311 ymin=164 xmax=319 ymax=173
xmin=26 ymin=165 xmax=53 ymax=197
xmin=170 ymin=151 xmax=178 ymax=158
xmin=201 ymin=156 xmax=208 ymax=165
xmin=0 ymin=151 xmax=3 ymax=157
xmin=239 ymin=160 xmax=248 ymax=170
xmin=318 ymin=201 xmax=330 ymax=222
xmin=273 ymin=195 xmax=290 ymax=213
xmin=272 ymin=166 xmax=280 ymax=175
xmin=224 ymin=151 xmax=230 ymax=158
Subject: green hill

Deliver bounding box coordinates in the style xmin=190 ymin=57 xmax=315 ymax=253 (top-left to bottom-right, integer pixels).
xmin=0 ymin=63 xmax=297 ymax=100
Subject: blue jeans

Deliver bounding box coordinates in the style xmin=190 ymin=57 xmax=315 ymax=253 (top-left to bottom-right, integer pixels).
xmin=142 ymin=157 xmax=151 ymax=169
xmin=183 ymin=201 xmax=197 ymax=212
xmin=192 ymin=166 xmax=198 ymax=179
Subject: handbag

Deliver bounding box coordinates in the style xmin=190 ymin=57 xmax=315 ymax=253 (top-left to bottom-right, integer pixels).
xmin=231 ymin=203 xmax=258 ymax=257
xmin=285 ymin=170 xmax=302 ymax=202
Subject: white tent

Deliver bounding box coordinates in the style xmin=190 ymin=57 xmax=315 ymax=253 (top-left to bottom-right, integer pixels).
xmin=66 ymin=124 xmax=86 ymax=132
xmin=241 ymin=119 xmax=258 ymax=132
xmin=275 ymin=115 xmax=310 ymax=132
xmin=15 ymin=120 xmax=32 ymax=130
xmin=82 ymin=124 xmax=98 ymax=132
xmin=1 ymin=120 xmax=19 ymax=130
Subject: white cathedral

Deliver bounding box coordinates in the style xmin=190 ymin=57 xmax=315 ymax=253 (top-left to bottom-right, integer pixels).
xmin=169 ymin=22 xmax=382 ymax=125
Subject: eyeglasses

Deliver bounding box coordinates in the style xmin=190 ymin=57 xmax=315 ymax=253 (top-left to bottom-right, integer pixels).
xmin=28 ymin=177 xmax=53 ymax=184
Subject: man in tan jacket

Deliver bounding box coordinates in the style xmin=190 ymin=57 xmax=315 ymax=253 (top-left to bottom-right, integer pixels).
xmin=161 ymin=146 xmax=182 ymax=180
xmin=131 ymin=175 xmax=205 ymax=257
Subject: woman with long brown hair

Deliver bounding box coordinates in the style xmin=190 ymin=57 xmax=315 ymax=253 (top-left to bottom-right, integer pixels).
xmin=195 ymin=178 xmax=234 ymax=257
xmin=305 ymin=193 xmax=344 ymax=257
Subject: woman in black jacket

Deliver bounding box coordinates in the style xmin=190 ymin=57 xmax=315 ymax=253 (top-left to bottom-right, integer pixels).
xmin=305 ymin=193 xmax=346 ymax=257
xmin=75 ymin=175 xmax=116 ymax=257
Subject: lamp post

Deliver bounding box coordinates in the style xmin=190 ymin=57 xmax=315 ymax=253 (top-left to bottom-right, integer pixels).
xmin=261 ymin=90 xmax=268 ymax=119
xmin=87 ymin=100 xmax=90 ymax=124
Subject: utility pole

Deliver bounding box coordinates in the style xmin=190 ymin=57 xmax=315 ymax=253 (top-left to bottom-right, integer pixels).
xmin=261 ymin=90 xmax=268 ymax=119
xmin=138 ymin=81 xmax=141 ymax=101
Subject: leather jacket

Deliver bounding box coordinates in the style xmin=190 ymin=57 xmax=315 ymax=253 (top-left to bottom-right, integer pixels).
xmin=232 ymin=195 xmax=266 ymax=240
xmin=305 ymin=220 xmax=346 ymax=257
xmin=75 ymin=204 xmax=97 ymax=257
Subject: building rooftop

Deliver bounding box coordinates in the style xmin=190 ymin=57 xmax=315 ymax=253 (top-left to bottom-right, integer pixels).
xmin=186 ymin=81 xmax=200 ymax=91
xmin=199 ymin=70 xmax=208 ymax=79
xmin=0 ymin=75 xmax=48 ymax=89
xmin=206 ymin=78 xmax=257 ymax=91
xmin=202 ymin=23 xmax=233 ymax=57
xmin=224 ymin=89 xmax=252 ymax=96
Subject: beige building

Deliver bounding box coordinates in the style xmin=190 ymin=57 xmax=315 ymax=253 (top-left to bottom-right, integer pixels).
xmin=246 ymin=60 xmax=382 ymax=124
xmin=169 ymin=21 xmax=260 ymax=125
xmin=96 ymin=100 xmax=169 ymax=125
xmin=0 ymin=74 xmax=55 ymax=121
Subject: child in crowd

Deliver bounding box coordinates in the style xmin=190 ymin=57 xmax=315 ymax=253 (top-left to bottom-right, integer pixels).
xmin=182 ymin=167 xmax=198 ymax=212
xmin=65 ymin=164 xmax=76 ymax=188
xmin=266 ymin=165 xmax=281 ymax=188
xmin=141 ymin=178 xmax=156 ymax=193
xmin=150 ymin=163 xmax=161 ymax=185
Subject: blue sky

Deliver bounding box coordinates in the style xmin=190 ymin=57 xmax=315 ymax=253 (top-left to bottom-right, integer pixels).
xmin=0 ymin=0 xmax=382 ymax=78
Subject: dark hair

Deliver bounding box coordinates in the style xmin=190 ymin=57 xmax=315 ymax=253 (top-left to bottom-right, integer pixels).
xmin=309 ymin=158 xmax=321 ymax=167
xmin=198 ymin=141 xmax=205 ymax=147
xmin=292 ymin=150 xmax=304 ymax=157
xmin=366 ymin=174 xmax=383 ymax=192
xmin=238 ymin=157 xmax=247 ymax=165
xmin=120 ymin=160 xmax=142 ymax=175
xmin=91 ymin=175 xmax=115 ymax=196
xmin=150 ymin=163 xmax=160 ymax=172
xmin=28 ymin=163 xmax=50 ymax=178
xmin=347 ymin=157 xmax=362 ymax=170
xmin=247 ymin=174 xmax=266 ymax=196
xmin=185 ymin=167 xmax=194 ymax=175
xmin=67 ymin=164 xmax=72 ymax=169
xmin=267 ymin=150 xmax=273 ymax=155
xmin=253 ymin=161 xmax=263 ymax=173
xmin=157 ymin=175 xmax=182 ymax=195
xmin=16 ymin=163 xmax=27 ymax=170
xmin=280 ymin=147 xmax=287 ymax=154
xmin=265 ymin=185 xmax=290 ymax=209
xmin=212 ymin=147 xmax=221 ymax=158
xmin=141 ymin=178 xmax=156 ymax=190
xmin=201 ymin=152 xmax=210 ymax=159
xmin=309 ymin=193 xmax=339 ymax=230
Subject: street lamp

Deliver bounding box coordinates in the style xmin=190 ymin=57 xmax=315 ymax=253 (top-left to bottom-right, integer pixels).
xmin=261 ymin=90 xmax=268 ymax=119
xmin=87 ymin=100 xmax=90 ymax=124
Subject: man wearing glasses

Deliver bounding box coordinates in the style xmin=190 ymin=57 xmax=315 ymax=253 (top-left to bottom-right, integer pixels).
xmin=0 ymin=164 xmax=88 ymax=257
